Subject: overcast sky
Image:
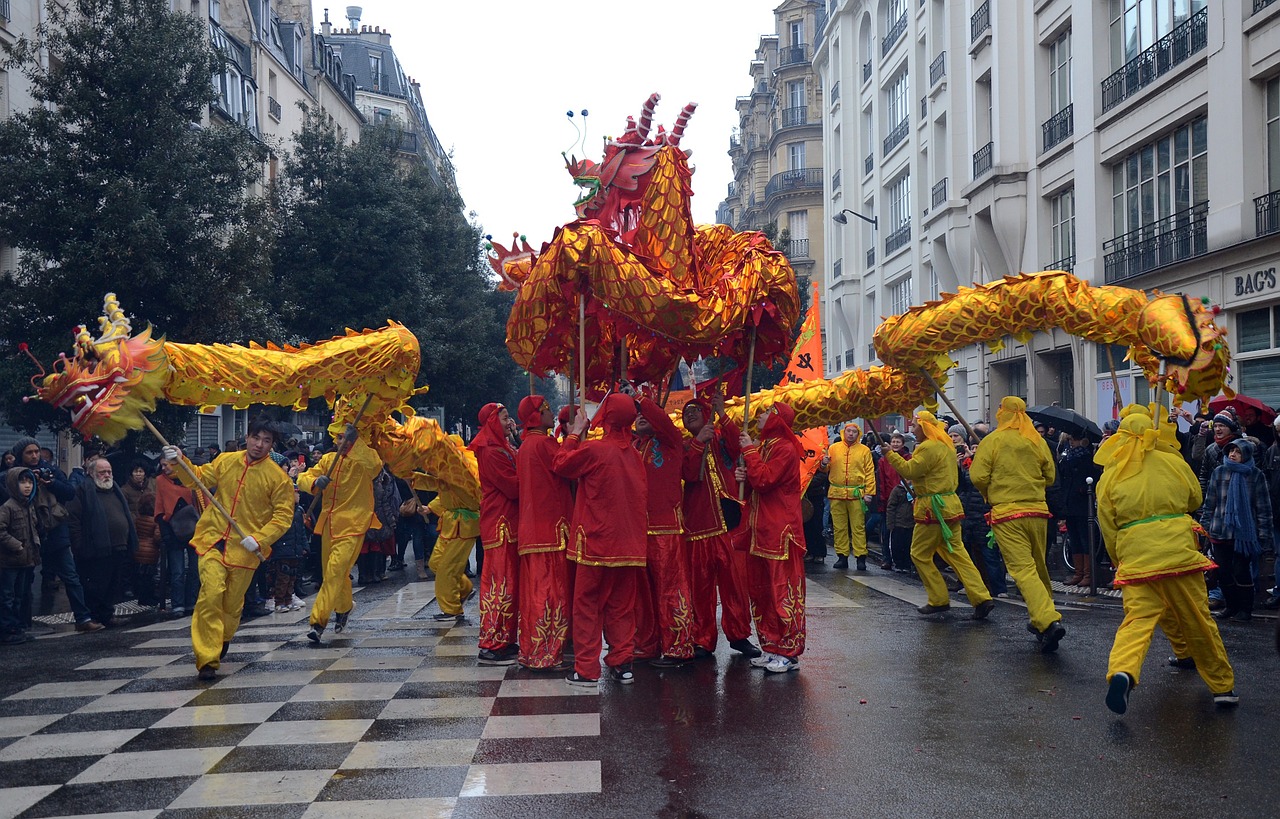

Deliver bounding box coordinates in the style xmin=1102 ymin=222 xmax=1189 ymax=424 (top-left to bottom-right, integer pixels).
xmin=311 ymin=0 xmax=780 ymax=242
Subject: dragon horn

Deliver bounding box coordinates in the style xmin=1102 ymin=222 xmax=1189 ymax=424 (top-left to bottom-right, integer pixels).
xmin=635 ymin=93 xmax=660 ymax=141
xmin=668 ymin=102 xmax=698 ymax=146
xmin=17 ymin=342 xmax=46 ymax=396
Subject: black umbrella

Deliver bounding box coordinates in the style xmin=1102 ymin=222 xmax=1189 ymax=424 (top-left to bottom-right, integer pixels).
xmin=1026 ymin=405 xmax=1104 ymax=443
xmin=274 ymin=421 xmax=304 ymax=438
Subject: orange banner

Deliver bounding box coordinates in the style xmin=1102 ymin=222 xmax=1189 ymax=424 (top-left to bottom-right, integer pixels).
xmin=780 ymin=283 xmax=829 ymax=491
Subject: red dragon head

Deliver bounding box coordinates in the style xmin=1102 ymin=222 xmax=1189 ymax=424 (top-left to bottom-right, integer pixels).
xmin=31 ymin=293 xmax=171 ymax=442
xmin=485 ymin=233 xmax=538 ymax=292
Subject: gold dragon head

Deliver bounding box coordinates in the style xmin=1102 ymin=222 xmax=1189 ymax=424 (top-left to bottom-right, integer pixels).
xmin=32 ymin=294 xmax=170 ymax=442
xmin=1135 ymin=293 xmax=1231 ymax=404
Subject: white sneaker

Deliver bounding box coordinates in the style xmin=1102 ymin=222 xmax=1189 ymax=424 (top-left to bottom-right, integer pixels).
xmin=261 ymin=602 xmax=277 ymax=613
xmin=291 ymin=594 xmax=306 ymax=608
xmin=750 ymin=652 xmax=778 ymax=668
xmin=765 ymin=655 xmax=799 ymax=673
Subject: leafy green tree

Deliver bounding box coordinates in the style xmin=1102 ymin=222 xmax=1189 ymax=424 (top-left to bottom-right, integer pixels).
xmin=271 ymin=113 xmax=519 ymax=428
xmin=0 ymin=0 xmax=273 ymax=441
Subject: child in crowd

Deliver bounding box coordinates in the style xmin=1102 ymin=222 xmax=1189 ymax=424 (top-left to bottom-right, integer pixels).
xmin=885 ymin=477 xmax=916 ymax=576
xmin=265 ymin=489 xmax=309 ymax=612
xmin=132 ymin=492 xmax=161 ymax=607
xmin=0 ymin=469 xmax=41 ymax=644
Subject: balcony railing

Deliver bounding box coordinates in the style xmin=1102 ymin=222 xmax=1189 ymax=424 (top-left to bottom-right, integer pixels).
xmin=973 ymin=141 xmax=993 ymax=178
xmin=830 ymin=81 xmax=840 ymax=104
xmin=1103 ymin=202 xmax=1209 ymax=283
xmin=764 ymin=168 xmax=823 ymax=198
xmin=0 ymin=0 xmax=10 ymax=22
xmin=1257 ymin=0 xmax=1278 ymax=13
xmin=929 ymin=51 xmax=946 ymax=86
xmin=931 ymin=177 xmax=948 ymax=208
xmin=971 ymin=1 xmax=991 ymax=43
xmin=1044 ymin=255 xmax=1075 ymax=273
xmin=1101 ymin=8 xmax=1207 ymax=112
xmin=727 ymin=181 xmax=738 ymax=198
xmin=1041 ymin=103 xmax=1073 ymax=152
xmin=832 ymin=169 xmax=842 ymax=191
xmin=781 ymin=106 xmax=809 ymax=127
xmin=883 ymin=118 xmax=909 ymax=156
xmin=267 ymin=96 xmax=282 ymax=121
xmin=397 ymin=130 xmax=419 ymax=154
xmin=716 ymin=204 xmax=734 ymax=226
xmin=1257 ymin=191 xmax=1280 ymax=237
xmin=883 ymin=14 xmax=907 ymax=56
xmin=885 ymin=223 xmax=912 ymax=255
xmin=730 ymin=134 xmax=741 ymax=150
xmin=785 ymin=238 xmax=810 ymax=259
xmin=867 ymin=248 xmax=876 ymax=268
xmin=863 ymin=60 xmax=872 ymax=83
xmin=864 ymin=153 xmax=874 ymax=175
xmin=779 ymin=44 xmax=810 ymax=66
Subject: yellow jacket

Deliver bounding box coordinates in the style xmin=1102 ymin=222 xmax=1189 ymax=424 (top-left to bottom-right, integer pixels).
xmin=1096 ymin=448 xmax=1212 ymax=585
xmin=885 ymin=440 xmax=963 ymax=524
xmin=176 ymin=452 xmax=294 ymax=569
xmin=428 ymin=490 xmax=481 ymax=540
xmin=968 ymin=428 xmax=1055 ymax=521
xmin=296 ymin=440 xmax=382 ymax=538
xmin=824 ymin=440 xmax=876 ymax=501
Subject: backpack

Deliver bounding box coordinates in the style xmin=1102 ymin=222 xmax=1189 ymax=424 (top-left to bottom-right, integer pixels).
xmin=169 ymin=500 xmax=199 ymax=543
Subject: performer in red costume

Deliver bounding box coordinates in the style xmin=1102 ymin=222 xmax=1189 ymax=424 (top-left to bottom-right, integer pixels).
xmin=471 ymin=403 xmax=519 ymax=666
xmin=514 ymin=395 xmax=574 ymax=670
xmin=682 ymin=395 xmax=761 ymax=658
xmin=553 ymin=394 xmax=648 ymax=687
xmin=632 ymin=392 xmax=695 ymax=667
xmin=736 ymin=401 xmax=806 ymax=673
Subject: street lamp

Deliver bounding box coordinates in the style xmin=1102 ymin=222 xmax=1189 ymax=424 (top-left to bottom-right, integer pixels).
xmin=832 ymin=208 xmax=877 ymax=229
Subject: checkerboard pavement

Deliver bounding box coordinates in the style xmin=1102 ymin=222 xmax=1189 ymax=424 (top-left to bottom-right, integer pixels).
xmin=0 ymin=583 xmax=602 ymax=819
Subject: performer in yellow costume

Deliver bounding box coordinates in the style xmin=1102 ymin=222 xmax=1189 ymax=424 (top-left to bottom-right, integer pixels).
xmin=1095 ymin=410 xmax=1238 ymax=714
xmin=297 ymin=424 xmax=383 ymax=643
xmin=969 ymin=397 xmax=1064 ymax=651
xmin=162 ymin=418 xmax=294 ymax=680
xmin=883 ymin=411 xmax=994 ymax=619
xmin=822 ymin=423 xmax=876 ymax=571
xmin=422 ymin=449 xmax=481 ymax=622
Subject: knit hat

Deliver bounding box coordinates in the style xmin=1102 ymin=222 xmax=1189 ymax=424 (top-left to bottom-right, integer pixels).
xmin=10 ymin=437 xmax=39 ymax=461
xmin=947 ymin=424 xmax=966 ymax=439
xmin=1213 ymin=411 xmax=1241 ymax=433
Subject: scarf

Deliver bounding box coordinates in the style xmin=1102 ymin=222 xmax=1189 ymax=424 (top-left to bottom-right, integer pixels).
xmin=1222 ymin=444 xmax=1261 ymax=556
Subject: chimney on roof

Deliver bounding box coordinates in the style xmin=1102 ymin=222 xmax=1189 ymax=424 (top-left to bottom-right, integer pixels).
xmin=345 ymin=5 xmax=361 ymax=31
xmin=321 ymin=8 xmax=331 ymax=36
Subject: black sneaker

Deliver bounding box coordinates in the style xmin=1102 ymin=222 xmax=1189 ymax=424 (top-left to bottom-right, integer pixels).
xmin=648 ymin=655 xmax=689 ymax=668
xmin=566 ymin=671 xmax=598 ymax=687
xmin=478 ymin=645 xmax=518 ymax=666
xmin=1039 ymin=621 xmax=1066 ymax=654
xmin=1261 ymin=594 xmax=1280 ymax=610
xmin=433 ymin=611 xmax=460 ymax=622
xmin=1106 ymin=672 xmax=1132 ymax=714
xmin=1212 ymin=690 xmax=1240 ymax=707
xmin=333 ymin=611 xmax=350 ymax=633
xmin=610 ymin=664 xmax=635 ymax=685
xmin=833 ymin=556 xmax=849 ymax=570
xmin=917 ymin=603 xmax=951 ymax=615
xmin=728 ymin=639 xmax=762 ymax=658
xmin=693 ymin=646 xmax=714 ymax=660
xmin=971 ymin=600 xmax=995 ymax=620
xmin=1167 ymin=655 xmax=1196 ymax=670
xmin=856 ymin=556 xmax=867 ymax=571
xmin=307 ymin=626 xmax=323 ymax=644
xmin=197 ymin=665 xmax=217 ymax=681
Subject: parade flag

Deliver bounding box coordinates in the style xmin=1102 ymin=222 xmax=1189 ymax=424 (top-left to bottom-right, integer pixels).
xmin=780 ymin=282 xmax=829 ymax=490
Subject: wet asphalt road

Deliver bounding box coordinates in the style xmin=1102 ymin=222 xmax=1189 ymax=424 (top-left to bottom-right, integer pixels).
xmin=4 ymin=563 xmax=1279 ymax=819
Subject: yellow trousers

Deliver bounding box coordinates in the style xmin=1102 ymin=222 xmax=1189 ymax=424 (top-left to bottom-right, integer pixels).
xmin=309 ymin=533 xmax=362 ymax=629
xmin=993 ymin=518 xmax=1060 ymax=632
xmin=911 ymin=521 xmax=993 ymax=608
xmin=191 ymin=551 xmax=257 ymax=670
xmin=429 ymin=534 xmax=474 ymax=616
xmin=1107 ymin=572 xmax=1234 ymax=693
xmin=830 ymin=498 xmax=867 ymax=558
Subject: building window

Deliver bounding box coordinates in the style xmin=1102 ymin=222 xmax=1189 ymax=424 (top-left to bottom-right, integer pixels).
xmin=1111 ymin=117 xmax=1207 ymax=239
xmin=370 ymin=54 xmax=383 ymax=91
xmin=210 ymin=0 xmax=220 ymax=23
xmin=789 ymin=19 xmax=804 ymax=47
xmin=1049 ymin=31 xmax=1071 ymax=114
xmin=890 ymin=276 xmax=913 ymax=316
xmin=1269 ymin=77 xmax=1280 ymax=193
xmin=787 ymin=80 xmax=805 ymax=110
xmin=888 ymin=173 xmax=911 ymax=232
xmin=1235 ymin=306 xmax=1280 ymax=408
xmin=1050 ymin=188 xmax=1075 ymax=266
xmin=788 ymin=142 xmax=806 ymax=171
xmin=887 ymin=70 xmax=909 ymax=130
xmin=1109 ymin=0 xmax=1207 ymax=68
xmin=887 ymin=0 xmax=908 ymax=30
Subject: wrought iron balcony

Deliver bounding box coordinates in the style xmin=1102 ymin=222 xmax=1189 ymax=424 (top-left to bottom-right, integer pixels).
xmin=929 ymin=51 xmax=946 ymax=86
xmin=716 ymin=204 xmax=734 ymax=225
xmin=830 ymin=81 xmax=840 ymax=104
xmin=0 ymin=0 xmax=10 ymax=22
xmin=785 ymin=238 xmax=810 ymax=259
xmin=864 ymin=153 xmax=874 ymax=176
xmin=863 ymin=60 xmax=872 ymax=84
xmin=779 ymin=44 xmax=810 ymax=67
xmin=727 ymin=181 xmax=738 ymax=198
xmin=1103 ymin=202 xmax=1208 ymax=283
xmin=1044 ymin=255 xmax=1075 ymax=273
xmin=1101 ymin=8 xmax=1207 ymax=112
xmin=764 ymin=168 xmax=823 ymax=198
xmin=832 ymin=169 xmax=842 ymax=191
xmin=883 ymin=118 xmax=909 ymax=156
xmin=883 ymin=14 xmax=907 ymax=57
xmin=781 ymin=106 xmax=809 ymax=128
xmin=931 ymin=178 xmax=948 ymax=209
xmin=867 ymin=247 xmax=876 ymax=268
xmin=885 ymin=223 xmax=912 ymax=255
xmin=971 ymin=1 xmax=990 ymax=43
xmin=1041 ymin=103 xmax=1073 ymax=152
xmin=1257 ymin=0 xmax=1278 ymax=13
xmin=730 ymin=134 xmax=741 ymax=151
xmin=397 ymin=130 xmax=419 ymax=154
xmin=267 ymin=96 xmax=282 ymax=122
xmin=1257 ymin=190 xmax=1280 ymax=237
xmin=973 ymin=141 xmax=993 ymax=179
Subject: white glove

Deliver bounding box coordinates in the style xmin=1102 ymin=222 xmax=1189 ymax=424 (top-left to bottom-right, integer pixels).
xmin=162 ymin=445 xmax=180 ymax=462
xmin=240 ymin=536 xmax=260 ymax=554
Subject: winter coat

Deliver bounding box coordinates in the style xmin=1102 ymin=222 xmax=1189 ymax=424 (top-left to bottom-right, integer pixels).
xmin=132 ymin=494 xmax=159 ymax=566
xmin=955 ymin=461 xmax=990 ymax=525
xmin=1055 ymin=445 xmax=1101 ymax=518
xmin=268 ymin=505 xmax=309 ymax=561
xmin=886 ymin=482 xmax=917 ymax=531
xmin=365 ymin=469 xmax=401 ymax=543
xmin=0 ymin=469 xmax=41 ymax=569
xmin=67 ymin=479 xmax=138 ymax=560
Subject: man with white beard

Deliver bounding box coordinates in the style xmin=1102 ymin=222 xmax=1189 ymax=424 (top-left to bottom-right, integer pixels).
xmin=67 ymin=458 xmax=138 ymax=629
